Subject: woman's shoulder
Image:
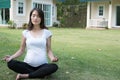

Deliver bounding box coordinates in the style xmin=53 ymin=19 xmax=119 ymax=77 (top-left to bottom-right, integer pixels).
xmin=22 ymin=29 xmax=30 ymax=37
xmin=44 ymin=29 xmax=52 ymax=33
xmin=43 ymin=29 xmax=52 ymax=38
xmin=23 ymin=29 xmax=29 ymax=32
xmin=22 ymin=29 xmax=30 ymax=34
xmin=44 ymin=29 xmax=49 ymax=31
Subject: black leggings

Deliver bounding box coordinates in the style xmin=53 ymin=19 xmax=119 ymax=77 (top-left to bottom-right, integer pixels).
xmin=7 ymin=60 xmax=58 ymax=78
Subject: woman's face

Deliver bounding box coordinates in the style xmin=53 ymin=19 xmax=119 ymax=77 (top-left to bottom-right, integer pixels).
xmin=31 ymin=10 xmax=41 ymax=26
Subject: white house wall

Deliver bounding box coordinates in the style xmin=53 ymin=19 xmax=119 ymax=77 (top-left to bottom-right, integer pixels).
xmin=26 ymin=0 xmax=32 ymax=22
xmin=90 ymin=2 xmax=110 ymax=27
xmin=10 ymin=0 xmax=30 ymax=27
xmin=88 ymin=0 xmax=120 ymax=28
xmin=10 ymin=0 xmax=56 ymax=27
xmin=91 ymin=2 xmax=109 ymax=19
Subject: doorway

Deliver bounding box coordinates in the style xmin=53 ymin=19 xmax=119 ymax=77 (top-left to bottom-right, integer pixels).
xmin=0 ymin=8 xmax=9 ymax=24
xmin=116 ymin=6 xmax=120 ymax=26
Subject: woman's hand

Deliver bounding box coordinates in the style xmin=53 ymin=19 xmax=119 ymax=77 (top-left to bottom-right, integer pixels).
xmin=51 ymin=56 xmax=58 ymax=62
xmin=3 ymin=55 xmax=12 ymax=62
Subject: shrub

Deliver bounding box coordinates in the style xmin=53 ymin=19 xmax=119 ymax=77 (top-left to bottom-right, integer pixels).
xmin=7 ymin=20 xmax=16 ymax=29
xmin=22 ymin=23 xmax=28 ymax=29
xmin=53 ymin=21 xmax=60 ymax=28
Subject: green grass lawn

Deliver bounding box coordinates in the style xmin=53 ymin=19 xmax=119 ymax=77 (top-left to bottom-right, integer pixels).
xmin=0 ymin=28 xmax=120 ymax=80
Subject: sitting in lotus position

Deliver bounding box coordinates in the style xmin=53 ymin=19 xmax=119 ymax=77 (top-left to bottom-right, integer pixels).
xmin=3 ymin=8 xmax=58 ymax=80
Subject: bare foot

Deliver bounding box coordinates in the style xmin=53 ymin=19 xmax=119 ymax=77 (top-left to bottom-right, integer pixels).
xmin=16 ymin=74 xmax=21 ymax=80
xmin=16 ymin=74 xmax=29 ymax=80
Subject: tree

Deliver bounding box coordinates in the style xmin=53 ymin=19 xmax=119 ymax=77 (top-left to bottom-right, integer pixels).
xmin=56 ymin=0 xmax=87 ymax=28
xmin=63 ymin=0 xmax=80 ymax=5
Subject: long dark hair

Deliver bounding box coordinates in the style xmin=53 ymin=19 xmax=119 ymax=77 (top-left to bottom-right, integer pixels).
xmin=28 ymin=8 xmax=48 ymax=30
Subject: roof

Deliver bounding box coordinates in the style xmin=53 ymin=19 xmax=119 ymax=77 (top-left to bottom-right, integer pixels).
xmin=58 ymin=0 xmax=111 ymax=2
xmin=0 ymin=0 xmax=10 ymax=8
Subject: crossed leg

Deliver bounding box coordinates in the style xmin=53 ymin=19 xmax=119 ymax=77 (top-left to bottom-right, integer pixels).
xmin=7 ymin=60 xmax=58 ymax=80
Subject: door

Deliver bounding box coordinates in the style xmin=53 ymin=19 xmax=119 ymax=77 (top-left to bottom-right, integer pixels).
xmin=43 ymin=4 xmax=51 ymax=26
xmin=116 ymin=6 xmax=120 ymax=26
xmin=0 ymin=8 xmax=9 ymax=24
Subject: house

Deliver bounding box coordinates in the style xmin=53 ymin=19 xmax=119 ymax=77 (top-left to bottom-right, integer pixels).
xmin=80 ymin=0 xmax=120 ymax=29
xmin=0 ymin=0 xmax=57 ymax=27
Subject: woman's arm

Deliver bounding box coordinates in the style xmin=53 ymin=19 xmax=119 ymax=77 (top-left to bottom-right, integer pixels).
xmin=46 ymin=36 xmax=58 ymax=62
xmin=4 ymin=35 xmax=26 ymax=62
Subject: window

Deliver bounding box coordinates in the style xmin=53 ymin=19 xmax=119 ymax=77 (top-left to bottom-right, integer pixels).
xmin=18 ymin=2 xmax=24 ymax=14
xmin=33 ymin=3 xmax=51 ymax=26
xmin=33 ymin=3 xmax=42 ymax=9
xmin=43 ymin=4 xmax=51 ymax=26
xmin=17 ymin=0 xmax=25 ymax=15
xmin=99 ymin=6 xmax=104 ymax=16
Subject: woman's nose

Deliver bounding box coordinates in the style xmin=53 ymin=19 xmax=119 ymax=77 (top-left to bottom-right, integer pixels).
xmin=34 ymin=16 xmax=38 ymax=19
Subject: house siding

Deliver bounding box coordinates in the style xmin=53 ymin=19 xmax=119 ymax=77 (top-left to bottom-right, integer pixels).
xmin=91 ymin=2 xmax=109 ymax=19
xmin=89 ymin=2 xmax=110 ymax=27
xmin=9 ymin=0 xmax=56 ymax=27
xmin=10 ymin=0 xmax=28 ymax=27
xmin=0 ymin=0 xmax=57 ymax=27
xmin=87 ymin=0 xmax=120 ymax=28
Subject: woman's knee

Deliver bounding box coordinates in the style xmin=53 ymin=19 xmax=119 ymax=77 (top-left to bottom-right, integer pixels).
xmin=7 ymin=60 xmax=16 ymax=69
xmin=50 ymin=64 xmax=58 ymax=72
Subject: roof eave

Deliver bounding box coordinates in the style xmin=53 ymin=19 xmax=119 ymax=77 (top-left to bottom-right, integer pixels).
xmin=80 ymin=0 xmax=111 ymax=2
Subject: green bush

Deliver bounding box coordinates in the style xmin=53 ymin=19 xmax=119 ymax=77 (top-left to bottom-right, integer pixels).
xmin=7 ymin=20 xmax=16 ymax=29
xmin=53 ymin=21 xmax=60 ymax=28
xmin=22 ymin=23 xmax=28 ymax=29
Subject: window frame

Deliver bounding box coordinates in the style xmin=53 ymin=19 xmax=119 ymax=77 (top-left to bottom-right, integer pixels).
xmin=98 ymin=5 xmax=105 ymax=17
xmin=32 ymin=2 xmax=52 ymax=26
xmin=16 ymin=0 xmax=25 ymax=16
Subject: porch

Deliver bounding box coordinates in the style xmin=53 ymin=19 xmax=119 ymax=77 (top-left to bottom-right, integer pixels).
xmin=84 ymin=0 xmax=120 ymax=29
xmin=89 ymin=19 xmax=108 ymax=28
